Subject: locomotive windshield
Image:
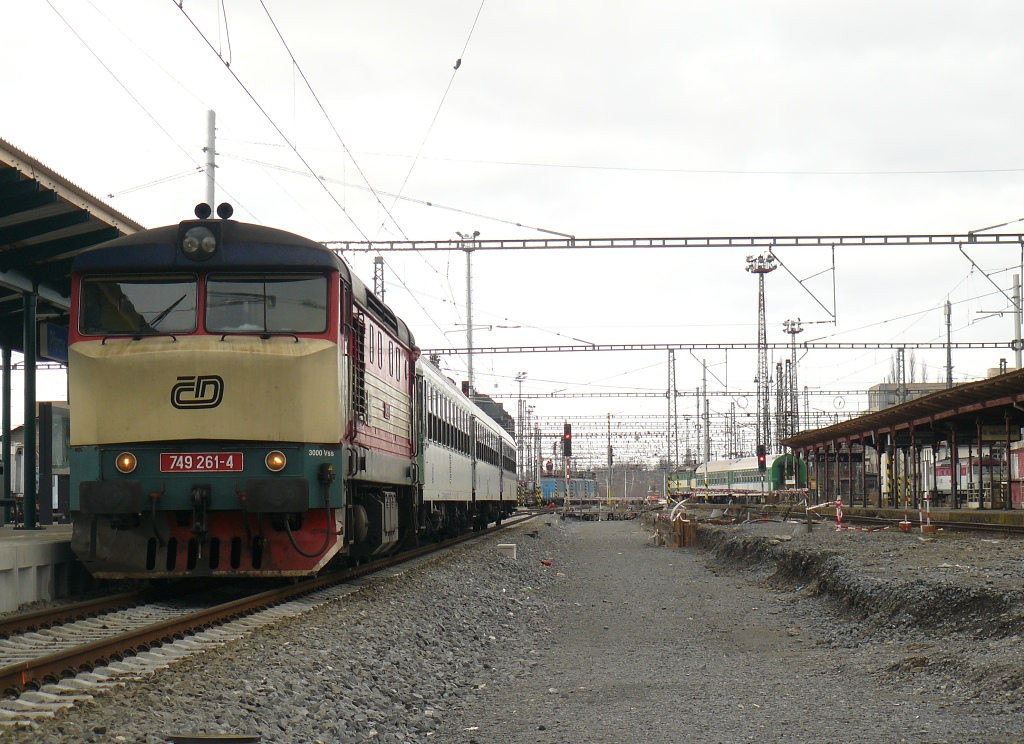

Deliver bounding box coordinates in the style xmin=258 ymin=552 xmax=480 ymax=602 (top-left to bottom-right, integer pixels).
xmin=205 ymin=273 xmax=328 ymax=334
xmin=79 ymin=276 xmax=198 ymax=335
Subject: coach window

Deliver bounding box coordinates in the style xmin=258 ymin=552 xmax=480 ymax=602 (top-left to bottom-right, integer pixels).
xmin=80 ymin=275 xmax=197 ymax=335
xmin=206 ymin=274 xmax=327 ymax=333
xmin=437 ymin=397 xmax=444 ymax=446
xmin=444 ymin=399 xmax=452 ymax=446
xmin=430 ymin=384 xmax=438 ymax=442
xmin=437 ymin=393 xmax=444 ymax=444
xmin=428 ymin=387 xmax=436 ymax=442
xmin=445 ymin=398 xmax=454 ymax=448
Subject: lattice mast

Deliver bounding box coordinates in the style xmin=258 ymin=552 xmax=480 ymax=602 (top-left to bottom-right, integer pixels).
xmin=667 ymin=350 xmax=678 ymax=472
xmin=373 ymin=256 xmax=385 ymax=300
xmin=775 ymin=361 xmax=785 ymax=446
xmin=896 ymin=347 xmax=907 ymax=404
xmin=746 ymin=254 xmax=777 ymax=455
xmin=783 ymin=319 xmax=803 ymax=436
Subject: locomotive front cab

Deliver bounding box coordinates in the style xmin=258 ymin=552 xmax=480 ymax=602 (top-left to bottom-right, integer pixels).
xmin=69 ymin=209 xmax=353 ymax=577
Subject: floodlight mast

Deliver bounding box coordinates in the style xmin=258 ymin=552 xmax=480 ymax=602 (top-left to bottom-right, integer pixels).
xmin=516 ymin=372 xmax=527 ymax=483
xmin=746 ymin=253 xmax=777 ymax=457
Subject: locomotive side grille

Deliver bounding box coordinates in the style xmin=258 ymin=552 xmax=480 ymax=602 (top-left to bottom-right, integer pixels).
xmin=352 ymin=309 xmax=368 ymax=423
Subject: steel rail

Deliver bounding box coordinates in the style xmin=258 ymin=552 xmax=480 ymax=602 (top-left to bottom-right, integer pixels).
xmin=688 ymin=503 xmax=1024 ymax=536
xmin=0 ymin=590 xmax=152 ymax=639
xmin=832 ymin=512 xmax=1024 ymax=535
xmin=0 ymin=515 xmax=534 ymax=697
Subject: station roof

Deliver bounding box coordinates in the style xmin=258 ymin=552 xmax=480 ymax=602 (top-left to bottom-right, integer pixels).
xmin=0 ymin=138 xmax=143 ymax=350
xmin=782 ymin=368 xmax=1024 ymax=450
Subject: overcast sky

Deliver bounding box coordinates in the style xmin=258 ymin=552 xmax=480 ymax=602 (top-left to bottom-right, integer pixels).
xmin=4 ymin=1 xmax=1024 ymax=466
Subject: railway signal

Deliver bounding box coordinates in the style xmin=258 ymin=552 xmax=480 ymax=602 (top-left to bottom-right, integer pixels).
xmin=757 ymin=444 xmax=767 ymax=472
xmin=562 ymin=423 xmax=572 ymax=457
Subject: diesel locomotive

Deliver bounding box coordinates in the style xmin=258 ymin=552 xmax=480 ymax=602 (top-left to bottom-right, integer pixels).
xmin=69 ymin=204 xmax=516 ymax=578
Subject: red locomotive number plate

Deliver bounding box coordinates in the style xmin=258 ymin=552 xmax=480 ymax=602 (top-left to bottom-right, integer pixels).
xmin=160 ymin=452 xmax=244 ymax=472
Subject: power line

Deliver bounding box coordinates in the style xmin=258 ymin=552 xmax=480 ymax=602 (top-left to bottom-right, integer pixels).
xmin=173 ymin=1 xmax=369 ymax=239
xmin=383 ymin=0 xmax=487 ymax=237
xmin=218 ymin=151 xmax=571 ymax=238
xmin=83 ymin=0 xmax=211 ymax=108
xmin=214 ymin=141 xmax=1024 ymax=179
xmin=106 ymin=168 xmax=203 ymax=199
xmin=49 ymin=0 xmax=253 ymax=215
xmin=255 ymin=0 xmax=404 ymax=240
xmin=45 ymin=1 xmax=203 ymax=172
xmin=354 ymin=152 xmax=1024 ymax=177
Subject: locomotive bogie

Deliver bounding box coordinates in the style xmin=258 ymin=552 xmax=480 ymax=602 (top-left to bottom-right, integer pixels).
xmin=72 ymin=509 xmax=345 ymax=577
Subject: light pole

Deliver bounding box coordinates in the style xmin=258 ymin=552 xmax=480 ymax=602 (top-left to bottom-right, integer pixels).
xmin=747 ymin=253 xmax=777 ymax=456
xmin=456 ymin=231 xmax=479 ymax=398
xmin=516 ymin=372 xmax=527 ymax=483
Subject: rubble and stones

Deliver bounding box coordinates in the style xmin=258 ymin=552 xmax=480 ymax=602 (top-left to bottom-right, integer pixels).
xmin=4 ymin=516 xmax=1023 ymax=743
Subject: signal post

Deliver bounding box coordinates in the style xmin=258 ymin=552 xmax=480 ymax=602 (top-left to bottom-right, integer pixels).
xmin=562 ymin=423 xmax=572 ymax=517
xmin=757 ymin=444 xmax=767 ymax=500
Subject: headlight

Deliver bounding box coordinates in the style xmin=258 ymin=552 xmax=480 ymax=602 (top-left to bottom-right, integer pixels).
xmin=116 ymin=452 xmax=137 ymax=474
xmin=181 ymin=226 xmax=218 ymax=260
xmin=265 ymin=451 xmax=287 ymax=472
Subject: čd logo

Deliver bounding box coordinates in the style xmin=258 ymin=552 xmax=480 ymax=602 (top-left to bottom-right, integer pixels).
xmin=171 ymin=375 xmax=224 ymax=409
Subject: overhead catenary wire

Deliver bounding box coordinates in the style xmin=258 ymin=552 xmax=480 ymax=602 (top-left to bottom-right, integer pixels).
xmin=254 ymin=0 xmax=406 ymax=240
xmin=106 ymin=168 xmax=203 ymax=199
xmin=223 ymin=141 xmax=1024 ymax=179
xmin=43 ymin=1 xmax=220 ymax=191
xmin=65 ymin=0 xmax=253 ymax=213
xmin=400 ymin=282 xmax=598 ymax=346
xmin=217 ymin=151 xmax=574 ymax=238
xmin=83 ymin=0 xmax=210 ymax=108
xmin=23 ymin=6 xmax=1022 ymax=468
xmin=354 ymin=152 xmax=1024 ymax=177
xmin=381 ymin=0 xmax=488 ymax=237
xmin=172 ymin=3 xmax=469 ymax=378
xmin=173 ymin=1 xmax=370 ymax=240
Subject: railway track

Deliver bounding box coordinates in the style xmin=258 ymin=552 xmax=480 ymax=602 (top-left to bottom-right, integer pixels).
xmin=0 ymin=514 xmax=533 ymax=725
xmin=683 ymin=500 xmax=1024 ymax=536
xmin=831 ymin=512 xmax=1024 ymax=536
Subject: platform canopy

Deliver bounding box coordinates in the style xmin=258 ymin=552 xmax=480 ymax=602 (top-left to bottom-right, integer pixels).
xmin=0 ymin=138 xmax=143 ymax=352
xmin=782 ymin=368 xmax=1024 ymax=451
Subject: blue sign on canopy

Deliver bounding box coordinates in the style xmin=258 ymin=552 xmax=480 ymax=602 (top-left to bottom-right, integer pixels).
xmin=39 ymin=322 xmax=68 ymax=364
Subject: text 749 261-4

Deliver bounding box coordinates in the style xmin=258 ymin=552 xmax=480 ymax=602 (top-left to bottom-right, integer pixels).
xmin=159 ymin=452 xmax=244 ymax=472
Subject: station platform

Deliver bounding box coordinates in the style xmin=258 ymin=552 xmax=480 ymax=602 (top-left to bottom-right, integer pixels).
xmin=0 ymin=523 xmax=89 ymax=614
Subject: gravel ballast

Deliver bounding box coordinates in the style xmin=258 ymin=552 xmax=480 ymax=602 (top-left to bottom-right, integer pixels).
xmin=5 ymin=516 xmax=1024 ymax=743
